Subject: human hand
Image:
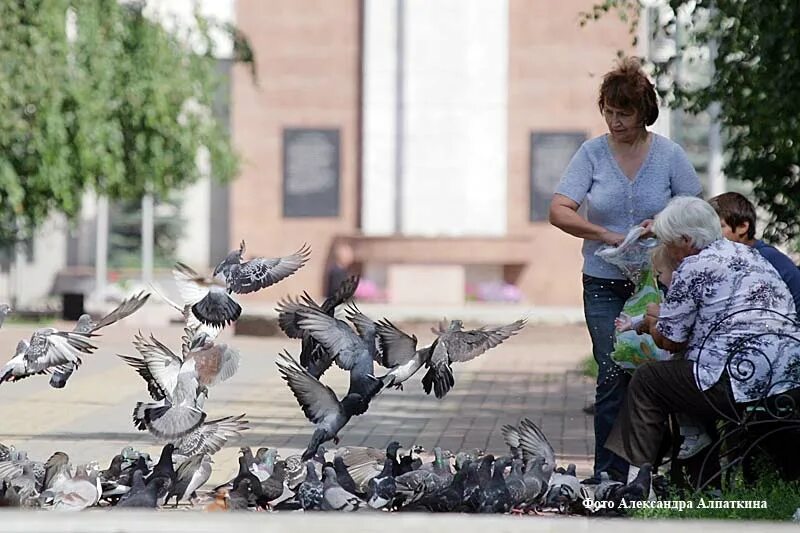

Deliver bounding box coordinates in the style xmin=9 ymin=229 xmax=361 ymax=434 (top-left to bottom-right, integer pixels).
xmin=614 ymin=314 xmax=633 ymax=332
xmin=600 ymin=230 xmax=625 ymax=247
xmin=640 ymin=219 xmax=655 ymax=238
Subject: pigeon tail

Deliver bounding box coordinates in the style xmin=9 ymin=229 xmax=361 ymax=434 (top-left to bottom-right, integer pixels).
xmin=48 ymin=364 xmax=76 ymax=389
xmin=192 ymin=291 xmax=241 ymax=328
xmin=136 ymin=402 xmax=207 ymax=440
xmin=421 ymin=364 xmax=455 ymax=399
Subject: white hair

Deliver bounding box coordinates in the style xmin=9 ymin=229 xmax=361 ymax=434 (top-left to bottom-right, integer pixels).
xmin=653 ymin=196 xmax=722 ymax=249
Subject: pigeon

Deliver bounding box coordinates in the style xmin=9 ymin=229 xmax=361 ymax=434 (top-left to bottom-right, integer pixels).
xmin=123 ymin=329 xmax=239 ymax=439
xmin=478 ymin=457 xmax=511 ymax=514
xmin=228 ymin=479 xmax=254 ymax=511
xmin=393 ymin=466 xmax=450 ymax=509
xmin=421 ymin=319 xmax=526 ymax=398
xmin=0 ymin=304 xmax=11 ymax=329
xmin=260 ymin=459 xmax=287 ymax=505
xmin=148 ymin=282 xmax=222 ymax=341
xmin=501 ymin=418 xmax=557 ymax=475
xmin=294 ymin=303 xmax=383 ymax=406
xmin=276 ymin=351 xmax=368 ymax=460
xmin=50 ymin=292 xmax=150 ymax=388
xmin=117 ymin=470 xmax=170 ymax=509
xmin=0 ymin=442 xmax=12 ymax=462
xmin=230 ymin=455 xmax=268 ymax=509
xmin=168 ymin=454 xmax=213 ymax=507
xmin=297 ymin=461 xmax=324 ymax=511
xmin=321 ymin=466 xmax=364 ymax=512
xmin=172 ymin=414 xmax=249 ymax=457
xmin=370 ymin=319 xmax=431 ymax=391
xmin=611 ymin=463 xmax=653 ymax=506
xmin=333 ymin=456 xmax=360 ymax=496
xmin=337 ymin=441 xmax=403 ymax=494
xmin=205 ymin=488 xmax=230 ymax=512
xmin=544 ymin=464 xmax=586 ymax=514
xmin=42 ymin=452 xmax=71 ymax=493
xmin=174 ymin=241 xmax=311 ymax=328
xmin=366 ymin=458 xmax=396 ymax=509
xmin=275 ymin=275 xmax=359 ymax=379
xmin=145 ymin=444 xmax=176 ymax=505
xmin=49 ymin=466 xmax=100 ymax=511
xmin=0 ymin=328 xmax=97 ymax=385
xmin=0 ymin=479 xmax=20 ymax=507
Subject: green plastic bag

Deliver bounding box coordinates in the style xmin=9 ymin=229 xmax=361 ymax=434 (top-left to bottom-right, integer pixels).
xmin=610 ymin=268 xmax=671 ymax=371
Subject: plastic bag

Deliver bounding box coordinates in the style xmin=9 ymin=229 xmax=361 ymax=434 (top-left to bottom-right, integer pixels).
xmin=595 ymin=226 xmax=659 ymax=285
xmin=609 ymin=268 xmax=671 ymax=370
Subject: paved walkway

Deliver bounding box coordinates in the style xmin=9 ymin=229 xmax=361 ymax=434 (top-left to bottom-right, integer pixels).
xmin=0 ymin=312 xmax=596 ymax=485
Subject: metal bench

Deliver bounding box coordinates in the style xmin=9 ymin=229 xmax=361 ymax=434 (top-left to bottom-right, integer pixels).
xmin=670 ymin=308 xmax=800 ymax=493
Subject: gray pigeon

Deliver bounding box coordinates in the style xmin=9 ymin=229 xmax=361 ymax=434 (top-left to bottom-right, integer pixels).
xmin=117 ymin=470 xmax=169 ymax=509
xmin=50 ymin=292 xmax=150 ymax=388
xmin=294 ymin=303 xmax=383 ymax=405
xmin=174 ymin=241 xmax=310 ymax=328
xmin=0 ymin=328 xmax=97 ymax=385
xmin=0 ymin=479 xmax=20 ymax=507
xmin=321 ymin=466 xmax=363 ymax=512
xmin=366 ymin=458 xmax=396 ymax=509
xmin=297 ymin=461 xmax=324 ymax=511
xmin=42 ymin=452 xmax=71 ymax=493
xmin=275 ymin=275 xmax=359 ymax=379
xmin=167 ymin=454 xmax=213 ymax=506
xmin=123 ymin=330 xmax=239 ymax=440
xmin=275 ymin=351 xmax=368 ymax=460
xmin=422 ymin=318 xmax=526 ymax=398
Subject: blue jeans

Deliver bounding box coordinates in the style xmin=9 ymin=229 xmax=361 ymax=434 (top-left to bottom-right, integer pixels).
xmin=583 ymin=274 xmax=634 ymax=479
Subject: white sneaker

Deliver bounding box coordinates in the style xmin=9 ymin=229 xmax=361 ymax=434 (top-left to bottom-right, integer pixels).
xmin=678 ymin=432 xmax=712 ymax=460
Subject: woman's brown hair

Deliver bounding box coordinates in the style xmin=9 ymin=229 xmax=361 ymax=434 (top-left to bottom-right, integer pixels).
xmin=598 ymin=57 xmax=659 ymax=127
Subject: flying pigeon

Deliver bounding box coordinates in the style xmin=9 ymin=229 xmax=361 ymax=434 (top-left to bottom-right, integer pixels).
xmin=174 ymin=241 xmax=311 ymax=328
xmin=122 ymin=329 xmax=239 ymax=440
xmin=0 ymin=328 xmax=97 ymax=385
xmin=275 ymin=275 xmax=359 ymax=378
xmin=422 ymin=318 xmax=526 ymax=399
xmin=50 ymin=291 xmax=150 ymax=389
xmin=275 ymin=351 xmax=368 ymax=460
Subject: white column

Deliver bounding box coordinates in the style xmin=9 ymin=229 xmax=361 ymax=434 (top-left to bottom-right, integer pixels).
xmin=142 ymin=193 xmax=154 ymax=285
xmin=95 ymin=195 xmax=109 ymax=299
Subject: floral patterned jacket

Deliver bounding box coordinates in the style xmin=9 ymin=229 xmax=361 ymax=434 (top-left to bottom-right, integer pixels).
xmin=657 ymin=238 xmax=800 ymax=402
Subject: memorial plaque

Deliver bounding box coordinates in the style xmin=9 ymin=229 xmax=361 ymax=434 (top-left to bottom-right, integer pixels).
xmin=283 ymin=128 xmax=341 ymax=217
xmin=529 ymin=131 xmax=586 ymax=222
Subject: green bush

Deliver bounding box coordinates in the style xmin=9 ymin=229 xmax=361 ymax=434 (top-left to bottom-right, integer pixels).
xmin=582 ymin=354 xmax=598 ymax=379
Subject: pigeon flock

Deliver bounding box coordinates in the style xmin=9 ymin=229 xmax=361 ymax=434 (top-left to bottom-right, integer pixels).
xmin=0 ymin=240 xmax=656 ymax=515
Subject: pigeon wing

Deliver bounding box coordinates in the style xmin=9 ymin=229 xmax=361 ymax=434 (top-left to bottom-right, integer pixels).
xmin=227 ymin=244 xmax=311 ymax=294
xmin=117 ymin=353 xmax=168 ymax=401
xmin=374 ymin=318 xmax=418 ymax=367
xmin=321 ymin=275 xmax=359 ymax=314
xmin=25 ymin=330 xmax=95 ymax=372
xmin=88 ymin=292 xmax=151 ymax=333
xmin=275 ymin=351 xmax=342 ymax=425
xmin=297 ymin=308 xmax=364 ymax=370
xmin=132 ymin=332 xmax=183 ymax=397
xmin=443 ymin=319 xmax=526 ymax=363
xmin=173 ymin=414 xmax=249 ymax=456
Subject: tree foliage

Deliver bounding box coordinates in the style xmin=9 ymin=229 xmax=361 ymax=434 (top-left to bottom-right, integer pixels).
xmin=0 ymin=0 xmax=242 ymax=246
xmin=583 ymin=1 xmax=800 ymax=242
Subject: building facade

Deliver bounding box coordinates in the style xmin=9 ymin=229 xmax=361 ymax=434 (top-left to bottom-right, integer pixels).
xmin=229 ymin=0 xmax=642 ymax=307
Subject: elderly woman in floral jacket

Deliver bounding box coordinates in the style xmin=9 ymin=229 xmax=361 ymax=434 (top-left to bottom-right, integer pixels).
xmin=605 ymin=196 xmax=800 ymax=483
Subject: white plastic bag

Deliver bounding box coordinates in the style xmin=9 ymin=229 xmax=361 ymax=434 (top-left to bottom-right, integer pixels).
xmin=595 ymin=226 xmax=659 ymax=284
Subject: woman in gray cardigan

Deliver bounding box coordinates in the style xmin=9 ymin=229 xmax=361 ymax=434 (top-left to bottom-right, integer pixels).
xmin=549 ymin=57 xmax=702 ymax=483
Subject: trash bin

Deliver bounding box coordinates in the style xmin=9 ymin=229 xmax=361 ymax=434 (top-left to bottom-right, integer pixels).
xmin=62 ymin=293 xmax=85 ymax=321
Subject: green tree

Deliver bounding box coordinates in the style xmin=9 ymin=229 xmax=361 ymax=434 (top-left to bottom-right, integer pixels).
xmin=583 ymin=1 xmax=800 ymax=243
xmin=0 ymin=0 xmax=246 ymax=247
